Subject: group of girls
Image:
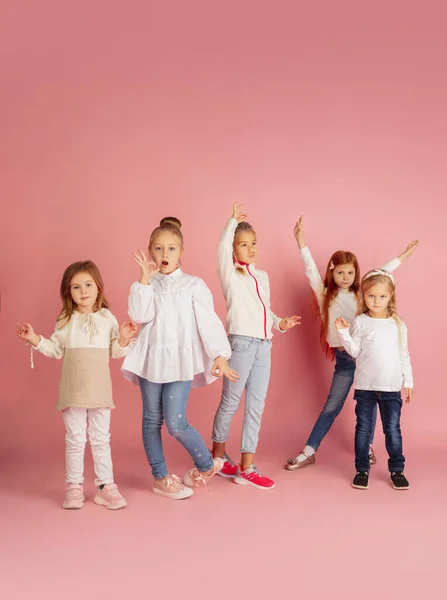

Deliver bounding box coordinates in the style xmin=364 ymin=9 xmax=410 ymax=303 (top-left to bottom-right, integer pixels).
xmin=17 ymin=203 xmax=418 ymax=507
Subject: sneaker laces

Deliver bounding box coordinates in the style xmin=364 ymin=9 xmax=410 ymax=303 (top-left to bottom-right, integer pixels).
xmin=189 ymin=469 xmax=207 ymax=487
xmin=391 ymin=472 xmax=405 ymax=481
xmin=166 ymin=474 xmax=184 ymax=491
xmin=66 ymin=486 xmax=82 ymax=497
xmin=103 ymin=484 xmax=120 ymax=496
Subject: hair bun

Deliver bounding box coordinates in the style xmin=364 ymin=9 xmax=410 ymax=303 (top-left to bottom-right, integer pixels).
xmin=160 ymin=216 xmax=182 ymax=230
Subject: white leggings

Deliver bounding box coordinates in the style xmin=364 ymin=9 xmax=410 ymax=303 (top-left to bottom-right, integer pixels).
xmin=62 ymin=407 xmax=114 ymax=486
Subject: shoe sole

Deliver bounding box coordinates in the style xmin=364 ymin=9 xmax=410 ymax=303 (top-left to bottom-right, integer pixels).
xmin=153 ymin=488 xmax=193 ymax=500
xmin=234 ymin=477 xmax=275 ymax=490
xmin=390 ymin=481 xmax=410 ymax=490
xmin=93 ymin=495 xmax=127 ymax=510
xmin=217 ymin=471 xmax=236 ymax=479
xmin=284 ymin=461 xmax=316 ymax=471
xmin=352 ymin=483 xmax=369 ymax=490
xmin=63 ymin=495 xmax=85 ymax=509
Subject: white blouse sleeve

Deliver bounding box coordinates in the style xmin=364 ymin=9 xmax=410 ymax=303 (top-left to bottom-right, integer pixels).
xmin=337 ymin=318 xmax=362 ymax=358
xmin=34 ymin=325 xmax=66 ymax=359
xmin=108 ymin=312 xmax=132 ymax=359
xmin=128 ymin=281 xmax=155 ymax=325
xmin=217 ymin=218 xmax=238 ymax=293
xmin=300 ymin=246 xmax=325 ymax=311
xmin=192 ymin=279 xmax=231 ymax=360
xmin=399 ymin=322 xmax=413 ymax=389
xmin=380 ymin=256 xmax=401 ymax=273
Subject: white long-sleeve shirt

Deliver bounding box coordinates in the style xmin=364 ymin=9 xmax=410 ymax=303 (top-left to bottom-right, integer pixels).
xmin=34 ymin=309 xmax=130 ymax=410
xmin=218 ymin=218 xmax=284 ymax=339
xmin=121 ymin=269 xmax=231 ymax=387
xmin=337 ymin=313 xmax=413 ymax=391
xmin=300 ymin=246 xmax=401 ymax=347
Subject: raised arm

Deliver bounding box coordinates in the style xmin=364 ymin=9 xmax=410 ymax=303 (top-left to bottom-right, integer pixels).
xmin=128 ymin=249 xmax=159 ymax=324
xmin=294 ymin=217 xmax=325 ymax=309
xmin=381 ymin=240 xmax=419 ymax=273
xmin=217 ymin=203 xmax=248 ymax=286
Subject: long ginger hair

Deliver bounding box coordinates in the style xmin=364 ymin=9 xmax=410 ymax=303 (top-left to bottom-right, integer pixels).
xmin=57 ymin=261 xmax=109 ymax=329
xmin=319 ymin=250 xmax=361 ymax=359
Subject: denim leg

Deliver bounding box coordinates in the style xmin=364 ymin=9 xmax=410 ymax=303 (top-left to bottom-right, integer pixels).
xmin=354 ymin=396 xmax=377 ymax=472
xmin=306 ymin=352 xmax=355 ymax=451
xmin=241 ymin=341 xmax=271 ymax=453
xmin=163 ymin=381 xmax=214 ymax=473
xmin=378 ymin=397 xmax=405 ymax=472
xmin=138 ymin=377 xmax=168 ymax=480
xmin=212 ymin=337 xmax=256 ymax=444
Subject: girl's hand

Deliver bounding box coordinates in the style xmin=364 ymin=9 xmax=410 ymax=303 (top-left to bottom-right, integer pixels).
xmin=404 ymin=388 xmax=413 ymax=403
xmin=211 ymin=357 xmax=240 ymax=383
xmin=279 ymin=315 xmax=301 ymax=331
xmin=16 ymin=322 xmax=40 ymax=346
xmin=398 ymin=240 xmax=419 ymax=262
xmin=335 ymin=317 xmax=350 ymax=330
xmin=293 ymin=216 xmax=305 ymax=249
xmin=118 ymin=321 xmax=138 ymax=346
xmin=232 ymin=202 xmax=248 ymax=223
xmin=133 ymin=249 xmax=159 ymax=284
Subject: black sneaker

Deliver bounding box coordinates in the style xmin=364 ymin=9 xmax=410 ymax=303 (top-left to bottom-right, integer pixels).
xmin=390 ymin=472 xmax=410 ymax=490
xmin=352 ymin=471 xmax=369 ymax=489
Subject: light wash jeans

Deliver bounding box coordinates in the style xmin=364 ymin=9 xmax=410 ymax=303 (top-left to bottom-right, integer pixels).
xmin=212 ymin=335 xmax=271 ymax=454
xmin=138 ymin=378 xmax=214 ymax=480
xmin=306 ymin=349 xmax=377 ymax=451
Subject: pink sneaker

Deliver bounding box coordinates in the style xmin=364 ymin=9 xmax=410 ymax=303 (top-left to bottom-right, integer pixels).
xmin=234 ymin=464 xmax=275 ymax=490
xmin=62 ymin=484 xmax=85 ymax=509
xmin=153 ymin=474 xmax=193 ymax=500
xmin=94 ymin=483 xmax=127 ymax=510
xmin=215 ymin=453 xmax=238 ymax=478
xmin=183 ymin=457 xmax=224 ymax=488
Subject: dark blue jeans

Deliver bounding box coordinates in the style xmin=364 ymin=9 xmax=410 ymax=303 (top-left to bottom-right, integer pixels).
xmin=306 ymin=349 xmax=377 ymax=451
xmin=354 ymin=389 xmax=405 ymax=473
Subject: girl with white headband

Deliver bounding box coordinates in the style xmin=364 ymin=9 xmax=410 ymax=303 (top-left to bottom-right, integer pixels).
xmin=335 ymin=269 xmax=413 ymax=490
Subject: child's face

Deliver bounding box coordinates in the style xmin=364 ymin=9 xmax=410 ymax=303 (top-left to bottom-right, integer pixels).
xmin=150 ymin=231 xmax=183 ymax=274
xmin=364 ymin=282 xmax=391 ymax=317
xmin=70 ymin=271 xmax=99 ymax=313
xmin=233 ymin=231 xmax=257 ymax=265
xmin=333 ymin=263 xmax=356 ymax=290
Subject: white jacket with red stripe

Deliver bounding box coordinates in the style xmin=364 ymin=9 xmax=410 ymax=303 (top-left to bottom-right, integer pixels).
xmin=218 ymin=218 xmax=284 ymax=340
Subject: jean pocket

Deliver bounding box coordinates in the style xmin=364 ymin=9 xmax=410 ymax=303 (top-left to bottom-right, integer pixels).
xmin=230 ymin=340 xmax=251 ymax=353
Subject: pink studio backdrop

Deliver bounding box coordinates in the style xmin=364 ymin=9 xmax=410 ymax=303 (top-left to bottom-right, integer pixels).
xmin=0 ymin=1 xmax=446 ymax=596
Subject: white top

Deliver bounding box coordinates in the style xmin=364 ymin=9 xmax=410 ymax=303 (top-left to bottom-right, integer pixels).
xmin=34 ymin=309 xmax=130 ymax=410
xmin=121 ymin=269 xmax=231 ymax=388
xmin=218 ymin=218 xmax=284 ymax=340
xmin=35 ymin=309 xmax=129 ymax=360
xmin=337 ymin=313 xmax=413 ymax=391
xmin=300 ymin=246 xmax=401 ymax=347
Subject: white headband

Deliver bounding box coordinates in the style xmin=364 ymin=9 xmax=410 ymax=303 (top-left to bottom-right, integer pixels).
xmin=363 ymin=269 xmax=395 ymax=284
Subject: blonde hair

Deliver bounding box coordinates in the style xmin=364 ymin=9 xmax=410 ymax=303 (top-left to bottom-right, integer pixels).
xmin=233 ymin=221 xmax=256 ymax=275
xmin=149 ymin=216 xmax=183 ymax=249
xmin=358 ymin=269 xmax=403 ymax=341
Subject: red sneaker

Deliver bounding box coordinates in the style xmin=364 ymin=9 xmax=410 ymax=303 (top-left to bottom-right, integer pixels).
xmin=234 ymin=464 xmax=275 ymax=490
xmin=215 ymin=453 xmax=238 ymax=478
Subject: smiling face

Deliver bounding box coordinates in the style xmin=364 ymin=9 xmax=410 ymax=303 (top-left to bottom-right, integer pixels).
xmin=150 ymin=230 xmax=183 ymax=274
xmin=332 ymin=263 xmax=356 ymax=290
xmin=70 ymin=271 xmax=99 ymax=313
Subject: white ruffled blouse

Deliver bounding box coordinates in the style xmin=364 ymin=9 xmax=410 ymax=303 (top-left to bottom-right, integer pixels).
xmin=121 ymin=269 xmax=231 ymax=387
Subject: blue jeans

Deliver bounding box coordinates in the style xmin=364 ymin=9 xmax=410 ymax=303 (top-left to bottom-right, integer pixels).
xmin=212 ymin=335 xmax=271 ymax=453
xmin=354 ymin=389 xmax=405 ymax=473
xmin=138 ymin=378 xmax=214 ymax=480
xmin=306 ymin=349 xmax=377 ymax=451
